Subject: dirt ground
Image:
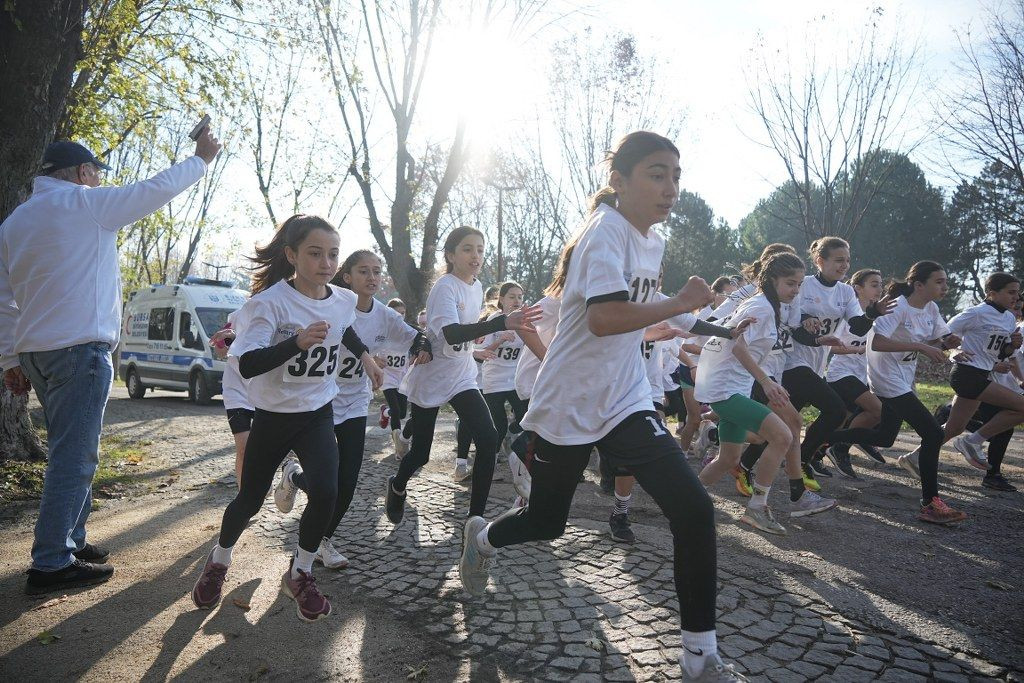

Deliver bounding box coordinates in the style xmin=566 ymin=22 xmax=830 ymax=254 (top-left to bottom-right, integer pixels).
xmin=0 ymin=387 xmax=1021 ymax=681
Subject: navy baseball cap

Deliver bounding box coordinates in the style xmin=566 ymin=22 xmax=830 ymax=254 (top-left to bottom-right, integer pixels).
xmin=39 ymin=141 xmax=112 ymax=174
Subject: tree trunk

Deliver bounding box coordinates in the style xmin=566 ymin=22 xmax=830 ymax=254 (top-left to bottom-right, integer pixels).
xmin=0 ymin=0 xmax=87 ymax=462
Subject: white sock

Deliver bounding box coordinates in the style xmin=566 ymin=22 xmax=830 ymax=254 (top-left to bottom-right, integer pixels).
xmin=680 ymin=629 xmax=718 ymax=676
xmin=750 ymin=483 xmax=770 ymax=508
xmin=475 ymin=523 xmax=497 ymax=557
xmin=211 ymin=543 xmax=233 ymax=567
xmin=613 ymin=492 xmax=631 ymax=516
xmin=456 ymin=457 xmax=468 ymax=467
xmin=292 ymin=547 xmax=316 ymax=578
xmin=965 ymin=431 xmax=986 ymax=446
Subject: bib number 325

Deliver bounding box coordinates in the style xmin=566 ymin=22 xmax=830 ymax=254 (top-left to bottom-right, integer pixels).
xmin=284 ymin=344 xmax=339 ymax=382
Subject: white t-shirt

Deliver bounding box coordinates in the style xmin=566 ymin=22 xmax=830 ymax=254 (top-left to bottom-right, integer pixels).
xmin=710 ymin=282 xmax=757 ymax=322
xmin=947 ymin=302 xmax=1018 ymax=372
xmin=866 ymin=296 xmax=950 ymax=399
xmin=786 ymin=275 xmax=864 ymax=375
xmin=221 ymin=308 xmax=253 ymax=411
xmin=642 ymin=339 xmax=666 ymax=404
xmin=521 ymin=204 xmax=663 ymax=444
xmin=481 ymin=310 xmax=525 ymax=394
xmin=991 ymin=324 xmax=1024 ymax=393
xmin=230 ymin=281 xmax=357 ymax=413
xmin=826 ymin=319 xmax=868 ymax=384
xmin=662 ymin=337 xmax=684 ymax=391
xmin=400 ymin=274 xmax=483 ymax=408
xmin=333 ymin=299 xmax=419 ymax=424
xmin=695 ymin=294 xmax=779 ymax=404
xmin=514 ymin=296 xmax=560 ymax=401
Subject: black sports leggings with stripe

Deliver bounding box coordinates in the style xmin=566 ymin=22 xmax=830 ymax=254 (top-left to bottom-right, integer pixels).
xmin=292 ymin=415 xmax=366 ymax=539
xmin=383 ymin=388 xmax=408 ymax=432
xmin=395 ymin=389 xmax=498 ymax=517
xmin=218 ymin=404 xmax=338 ymax=553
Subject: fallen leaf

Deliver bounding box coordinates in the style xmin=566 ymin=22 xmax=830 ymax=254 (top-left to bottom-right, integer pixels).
xmin=986 ymin=579 xmax=1014 ymax=591
xmin=32 ymin=595 xmax=69 ymax=611
xmin=37 ymin=630 xmax=60 ymax=645
xmin=232 ymin=598 xmax=251 ymax=611
xmin=406 ymin=663 xmax=428 ymax=680
xmin=585 ymin=636 xmax=606 ymax=652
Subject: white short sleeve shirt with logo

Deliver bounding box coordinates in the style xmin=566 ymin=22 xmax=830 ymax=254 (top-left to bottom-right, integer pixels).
xmin=694 ymin=294 xmax=779 ymax=404
xmin=481 ymin=310 xmax=525 ymax=394
xmin=514 ymin=295 xmax=560 ymax=401
xmin=787 ymin=276 xmax=864 ymax=375
xmin=221 ymin=307 xmax=254 ymax=411
xmin=947 ymin=302 xmax=1018 ymax=372
xmin=521 ymin=204 xmax=664 ymax=444
xmin=400 ymin=274 xmax=483 ymax=408
xmin=333 ymin=299 xmax=419 ymax=424
xmin=230 ymin=281 xmax=357 ymax=413
xmin=866 ymin=296 xmax=950 ymax=399
xmin=825 ymin=319 xmax=869 ymax=385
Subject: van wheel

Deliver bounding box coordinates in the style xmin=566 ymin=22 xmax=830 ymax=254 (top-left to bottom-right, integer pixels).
xmin=190 ymin=370 xmax=213 ymax=405
xmin=126 ymin=367 xmax=146 ymax=399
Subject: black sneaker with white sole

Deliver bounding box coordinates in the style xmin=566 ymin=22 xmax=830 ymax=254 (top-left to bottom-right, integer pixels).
xmin=385 ymin=476 xmax=406 ymax=524
xmin=609 ymin=512 xmax=636 ymax=543
xmin=810 ymin=455 xmax=833 ymax=477
xmin=825 ymin=446 xmax=858 ymax=479
xmin=26 ymin=559 xmax=114 ymax=595
xmin=982 ymin=473 xmax=1017 ymax=491
xmin=855 ymin=443 xmax=886 ymax=464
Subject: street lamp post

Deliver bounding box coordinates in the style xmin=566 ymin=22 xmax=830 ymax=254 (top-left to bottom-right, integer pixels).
xmin=484 ymin=179 xmax=521 ymax=282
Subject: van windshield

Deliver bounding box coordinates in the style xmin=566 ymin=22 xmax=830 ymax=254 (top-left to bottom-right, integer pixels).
xmin=195 ymin=308 xmax=236 ymax=336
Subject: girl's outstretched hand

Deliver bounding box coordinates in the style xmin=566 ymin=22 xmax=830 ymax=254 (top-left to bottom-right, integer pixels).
xmin=505 ymin=304 xmax=543 ymax=333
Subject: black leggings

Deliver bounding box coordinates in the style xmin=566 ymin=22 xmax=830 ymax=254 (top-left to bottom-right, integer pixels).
xmin=395 ymin=389 xmax=498 ymax=517
xmin=977 ymin=402 xmax=1014 ymax=475
xmin=487 ymin=421 xmax=717 ymax=632
xmin=664 ymin=387 xmax=685 ymax=420
xmin=383 ymin=388 xmax=409 ymax=432
xmin=782 ymin=365 xmax=847 ymax=463
xmin=219 ymin=403 xmax=337 ymax=553
xmin=293 ymin=416 xmax=366 ymax=538
xmin=874 ymin=393 xmax=943 ymax=501
xmin=485 ymin=390 xmax=528 ymax=445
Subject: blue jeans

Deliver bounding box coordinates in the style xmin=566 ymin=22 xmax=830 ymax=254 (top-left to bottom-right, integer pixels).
xmin=20 ymin=342 xmax=113 ymax=571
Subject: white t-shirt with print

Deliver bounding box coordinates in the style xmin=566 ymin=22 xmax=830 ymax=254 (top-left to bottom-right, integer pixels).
xmin=514 ymin=296 xmax=560 ymax=401
xmin=866 ymin=296 xmax=950 ymax=399
xmin=694 ymin=294 xmax=779 ymax=404
xmin=662 ymin=337 xmax=683 ymax=392
xmin=947 ymin=302 xmax=1018 ymax=372
xmin=400 ymin=274 xmax=483 ymax=408
xmin=825 ymin=319 xmax=868 ymax=384
xmin=787 ymin=276 xmax=864 ymax=375
xmin=333 ymin=299 xmax=419 ymax=424
xmin=991 ymin=324 xmax=1024 ymax=393
xmin=481 ymin=310 xmax=525 ymax=394
xmin=521 ymin=204 xmax=663 ymax=444
xmin=230 ymin=281 xmax=357 ymax=413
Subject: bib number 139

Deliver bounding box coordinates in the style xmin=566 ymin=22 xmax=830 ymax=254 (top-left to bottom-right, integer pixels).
xmin=285 ymin=344 xmax=339 ymax=382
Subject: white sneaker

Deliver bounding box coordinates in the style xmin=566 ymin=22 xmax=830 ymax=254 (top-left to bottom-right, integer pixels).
xmin=952 ymin=434 xmax=989 ymax=470
xmin=316 ymin=537 xmax=349 ymax=569
xmin=391 ymin=429 xmax=409 ymax=461
xmin=274 ymin=458 xmax=302 ymax=513
xmin=500 ymin=432 xmax=513 ymax=459
xmin=695 ymin=420 xmax=717 ymax=464
xmin=790 ymin=490 xmax=838 ymax=517
xmin=898 ymin=447 xmax=921 ymax=480
xmin=453 ymin=460 xmax=472 ymax=482
xmin=680 ymin=653 xmax=749 ymax=681
xmin=508 ymin=451 xmax=532 ymax=499
xmin=739 ymin=504 xmax=787 ymax=535
xmin=459 ymin=516 xmax=493 ymax=597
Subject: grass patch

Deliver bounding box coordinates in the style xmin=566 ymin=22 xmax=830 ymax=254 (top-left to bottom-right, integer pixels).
xmin=0 ymin=434 xmax=151 ymax=502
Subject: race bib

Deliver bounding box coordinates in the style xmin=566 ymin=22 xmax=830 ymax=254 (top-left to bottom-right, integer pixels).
xmin=282 ymin=344 xmax=340 ymax=383
xmin=338 ymin=355 xmax=366 ymax=383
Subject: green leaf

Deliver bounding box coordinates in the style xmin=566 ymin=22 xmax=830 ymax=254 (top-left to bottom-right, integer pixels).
xmin=37 ymin=630 xmax=60 ymax=645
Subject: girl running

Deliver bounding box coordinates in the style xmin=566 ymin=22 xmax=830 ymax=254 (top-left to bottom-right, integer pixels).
xmin=480 ymin=281 xmax=529 ymax=459
xmin=379 ymin=298 xmax=416 ymax=458
xmin=457 ymin=131 xmax=745 ymax=682
xmin=865 ymin=261 xmax=967 ymax=524
xmin=210 ymin=311 xmax=253 ymax=489
xmin=191 ymin=214 xmax=361 ymax=621
xmin=386 ymin=227 xmax=541 ymax=524
xmin=977 ymin=295 xmax=1023 ymax=491
xmin=273 ymin=250 xmax=430 ymax=569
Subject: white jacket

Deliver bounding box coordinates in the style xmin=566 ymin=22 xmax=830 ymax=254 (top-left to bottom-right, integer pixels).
xmin=0 ymin=156 xmax=207 ymax=370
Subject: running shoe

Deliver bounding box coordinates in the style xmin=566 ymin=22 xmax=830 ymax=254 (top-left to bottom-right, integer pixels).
xmin=191 ymin=551 xmax=228 ymax=609
xmin=982 ymin=472 xmax=1017 ymax=491
xmin=453 ymin=460 xmax=472 ymax=482
xmin=809 ymin=454 xmax=833 ymax=477
xmin=680 ymin=653 xmax=750 ymax=682
xmin=898 ymin=447 xmax=921 ymax=480
xmin=500 ymin=432 xmax=513 ymax=459
xmin=918 ymin=496 xmax=967 ymax=525
xmin=274 ymin=457 xmax=302 ymax=513
xmin=694 ymin=420 xmax=716 ymax=463
xmin=378 ymin=404 xmax=390 ymax=429
xmin=385 ymin=475 xmax=406 ymax=524
xmin=459 ymin=516 xmax=493 ymax=597
xmin=391 ymin=428 xmax=408 ymax=461
xmin=739 ymin=504 xmax=787 ymax=535
xmin=855 ymin=443 xmax=886 ymax=464
xmin=800 ymin=463 xmax=821 ymax=493
xmin=316 ymin=537 xmax=349 ymax=569
xmin=952 ymin=435 xmax=989 ymax=471
xmin=825 ymin=446 xmax=858 ymax=479
xmin=733 ymin=466 xmax=753 ymax=497
xmin=700 ymin=449 xmax=717 ymax=470
xmin=509 ymin=451 xmax=532 ymax=499
xmin=790 ymin=490 xmax=838 ymax=517
xmin=281 ymin=558 xmax=331 ymax=621
xmin=609 ymin=512 xmax=636 ymax=543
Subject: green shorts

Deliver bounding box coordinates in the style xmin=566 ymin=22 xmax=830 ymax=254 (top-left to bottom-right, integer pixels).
xmin=710 ymin=393 xmax=773 ymax=444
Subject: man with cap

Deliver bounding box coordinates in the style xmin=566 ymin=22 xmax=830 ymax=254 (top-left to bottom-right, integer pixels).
xmin=0 ymin=127 xmax=222 ymax=594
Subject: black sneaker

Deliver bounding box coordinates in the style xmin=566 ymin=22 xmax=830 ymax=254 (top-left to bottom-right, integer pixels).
xmin=609 ymin=512 xmax=635 ymax=544
xmin=855 ymin=443 xmax=886 ymax=464
xmin=810 ymin=456 xmax=833 ymax=477
xmin=385 ymin=476 xmax=406 ymax=524
xmin=26 ymin=559 xmax=114 ymax=595
xmin=73 ymin=542 xmax=110 ymax=563
xmin=825 ymin=446 xmax=858 ymax=479
xmin=982 ymin=473 xmax=1017 ymax=492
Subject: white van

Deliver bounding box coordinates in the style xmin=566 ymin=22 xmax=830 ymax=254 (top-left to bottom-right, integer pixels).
xmin=118 ymin=277 xmax=248 ymax=404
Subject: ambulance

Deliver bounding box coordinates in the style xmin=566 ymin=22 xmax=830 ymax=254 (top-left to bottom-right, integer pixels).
xmin=118 ymin=277 xmax=248 ymax=404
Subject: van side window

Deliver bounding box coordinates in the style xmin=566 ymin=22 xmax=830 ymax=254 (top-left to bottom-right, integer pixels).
xmin=179 ymin=311 xmax=203 ymax=350
xmin=147 ymin=307 xmax=175 ymax=341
